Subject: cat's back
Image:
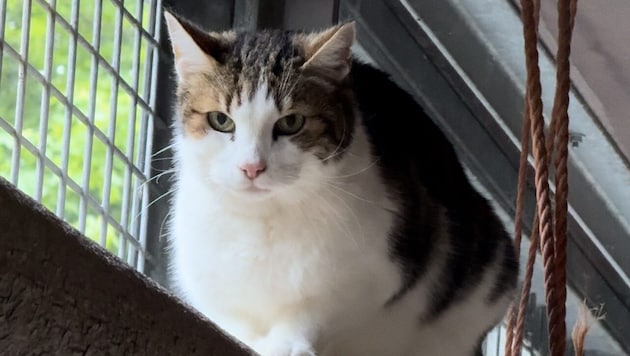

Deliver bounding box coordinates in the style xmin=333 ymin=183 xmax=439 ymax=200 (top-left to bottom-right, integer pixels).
xmin=349 ymin=60 xmax=473 ymax=204
xmin=349 ymin=59 xmax=509 ymax=238
xmin=349 ymin=58 xmax=518 ymax=324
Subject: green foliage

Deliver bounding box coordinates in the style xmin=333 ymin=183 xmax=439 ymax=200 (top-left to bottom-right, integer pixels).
xmin=0 ymin=1 xmax=155 ymax=257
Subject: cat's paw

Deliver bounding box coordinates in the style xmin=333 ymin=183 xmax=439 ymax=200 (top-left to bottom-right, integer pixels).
xmin=252 ymin=337 xmax=316 ymax=356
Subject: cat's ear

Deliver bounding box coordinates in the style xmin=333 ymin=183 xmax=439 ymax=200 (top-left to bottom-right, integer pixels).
xmin=302 ymin=22 xmax=355 ymax=82
xmin=163 ymin=10 xmax=226 ymax=79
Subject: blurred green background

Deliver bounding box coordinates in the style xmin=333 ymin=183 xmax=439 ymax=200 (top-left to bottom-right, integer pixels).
xmin=0 ymin=1 xmax=156 ymax=256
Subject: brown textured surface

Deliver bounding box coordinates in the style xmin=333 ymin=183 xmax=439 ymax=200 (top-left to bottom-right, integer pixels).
xmin=0 ymin=177 xmax=251 ymax=356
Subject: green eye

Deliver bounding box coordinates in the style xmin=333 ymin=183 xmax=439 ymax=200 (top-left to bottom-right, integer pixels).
xmin=207 ymin=112 xmax=235 ymax=133
xmin=274 ymin=114 xmax=305 ymax=136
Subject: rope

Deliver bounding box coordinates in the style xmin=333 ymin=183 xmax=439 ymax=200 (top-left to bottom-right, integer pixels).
xmin=550 ymin=1 xmax=577 ymax=354
xmin=513 ymin=213 xmax=540 ymax=355
xmin=504 ymin=2 xmax=540 ymax=353
xmin=520 ymin=0 xmax=563 ymax=353
xmin=506 ymin=0 xmax=578 ymax=355
xmin=504 ymin=80 xmax=534 ymax=356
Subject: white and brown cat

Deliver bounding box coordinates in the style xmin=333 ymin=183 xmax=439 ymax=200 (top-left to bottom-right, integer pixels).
xmin=164 ymin=10 xmax=517 ymax=356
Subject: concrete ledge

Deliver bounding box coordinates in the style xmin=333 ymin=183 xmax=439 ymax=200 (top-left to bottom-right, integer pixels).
xmin=0 ymin=177 xmax=250 ymax=355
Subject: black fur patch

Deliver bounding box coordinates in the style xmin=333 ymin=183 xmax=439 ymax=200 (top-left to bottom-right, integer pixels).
xmin=350 ymin=61 xmax=516 ymax=318
xmin=488 ymin=239 xmax=519 ymax=303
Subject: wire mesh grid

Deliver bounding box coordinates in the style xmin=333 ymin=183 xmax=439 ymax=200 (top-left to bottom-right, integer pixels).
xmin=0 ymin=0 xmax=166 ymax=272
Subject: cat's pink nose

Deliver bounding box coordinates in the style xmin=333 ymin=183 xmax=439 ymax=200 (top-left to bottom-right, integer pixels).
xmin=239 ymin=162 xmax=266 ymax=179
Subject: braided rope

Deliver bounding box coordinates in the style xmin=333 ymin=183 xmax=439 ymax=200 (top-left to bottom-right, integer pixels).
xmin=504 ymin=2 xmax=540 ymax=353
xmin=507 ymin=0 xmax=577 ymax=354
xmin=504 ymin=94 xmax=533 ymax=356
xmin=550 ymin=1 xmax=577 ymax=354
xmin=515 ymin=0 xmax=578 ymax=354
xmin=513 ymin=213 xmax=540 ymax=355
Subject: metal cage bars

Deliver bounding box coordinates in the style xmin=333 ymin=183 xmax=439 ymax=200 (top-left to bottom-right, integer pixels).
xmin=0 ymin=0 xmax=166 ymax=271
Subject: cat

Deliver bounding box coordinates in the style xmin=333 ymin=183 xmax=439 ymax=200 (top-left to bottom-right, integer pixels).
xmin=163 ymin=9 xmax=518 ymax=356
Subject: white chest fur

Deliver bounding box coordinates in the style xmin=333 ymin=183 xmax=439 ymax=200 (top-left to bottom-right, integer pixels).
xmin=169 ymin=128 xmax=402 ymax=351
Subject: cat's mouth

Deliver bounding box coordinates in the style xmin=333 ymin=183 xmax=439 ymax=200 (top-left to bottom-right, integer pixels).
xmin=244 ymin=185 xmax=270 ymax=194
xmin=223 ymin=180 xmax=275 ymax=199
xmin=233 ymin=185 xmax=274 ymax=201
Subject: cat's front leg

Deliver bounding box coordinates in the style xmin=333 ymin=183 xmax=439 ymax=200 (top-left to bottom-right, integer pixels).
xmin=251 ymin=321 xmax=318 ymax=356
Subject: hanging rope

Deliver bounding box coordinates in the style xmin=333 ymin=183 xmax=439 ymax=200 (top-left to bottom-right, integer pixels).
xmin=549 ymin=0 xmax=578 ymax=353
xmin=505 ymin=0 xmax=578 ymax=355
xmin=503 ymin=1 xmax=540 ymax=353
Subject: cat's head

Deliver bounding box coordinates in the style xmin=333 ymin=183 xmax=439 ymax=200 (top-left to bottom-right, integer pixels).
xmin=164 ymin=11 xmax=357 ymax=204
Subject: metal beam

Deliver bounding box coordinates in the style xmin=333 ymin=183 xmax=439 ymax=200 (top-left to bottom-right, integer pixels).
xmin=234 ymin=0 xmax=286 ymax=30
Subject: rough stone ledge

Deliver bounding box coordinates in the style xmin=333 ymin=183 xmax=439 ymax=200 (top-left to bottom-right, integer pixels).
xmin=0 ymin=177 xmax=250 ymax=355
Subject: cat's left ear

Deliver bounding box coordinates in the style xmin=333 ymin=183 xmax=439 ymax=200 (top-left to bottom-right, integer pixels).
xmin=163 ymin=10 xmax=226 ymax=80
xmin=302 ymin=22 xmax=355 ymax=82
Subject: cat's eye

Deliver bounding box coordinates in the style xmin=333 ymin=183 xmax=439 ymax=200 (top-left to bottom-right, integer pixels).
xmin=207 ymin=112 xmax=235 ymax=133
xmin=274 ymin=114 xmax=305 ymax=136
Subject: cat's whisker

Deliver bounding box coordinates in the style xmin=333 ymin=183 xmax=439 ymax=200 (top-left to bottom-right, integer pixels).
xmin=322 ymin=120 xmax=348 ymax=162
xmin=278 ymin=52 xmax=292 ymax=99
xmin=282 ymin=42 xmax=297 ymax=97
xmin=283 ymin=66 xmax=303 ymax=100
xmin=284 ymin=64 xmax=295 ymax=96
xmin=311 ymin=190 xmax=358 ymax=247
xmin=137 ymin=169 xmax=176 ymax=192
xmin=296 ymin=178 xmax=360 ymax=245
xmin=279 ymin=66 xmax=292 ymax=99
xmin=151 ymin=157 xmax=174 ymax=162
xmin=133 ymin=189 xmax=175 ymax=222
xmin=324 ymin=158 xmax=381 ymax=180
xmin=321 ymin=146 xmax=349 ymax=162
xmin=151 ymin=143 xmax=175 ymax=158
xmin=284 ymin=173 xmax=367 ymax=247
xmin=159 ymin=211 xmax=174 ymax=241
xmin=322 ymin=187 xmax=366 ymax=247
xmin=324 ymin=181 xmax=376 ymax=205
xmin=149 ymin=165 xmax=176 ymax=173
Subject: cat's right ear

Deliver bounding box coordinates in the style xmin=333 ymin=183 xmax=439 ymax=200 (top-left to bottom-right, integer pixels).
xmin=163 ymin=11 xmax=225 ymax=80
xmin=301 ymin=22 xmax=355 ymax=82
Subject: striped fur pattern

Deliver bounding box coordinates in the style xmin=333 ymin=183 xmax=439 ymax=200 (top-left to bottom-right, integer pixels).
xmin=165 ymin=10 xmax=517 ymax=356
